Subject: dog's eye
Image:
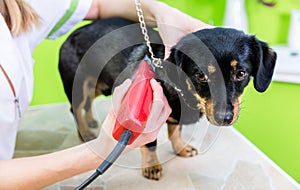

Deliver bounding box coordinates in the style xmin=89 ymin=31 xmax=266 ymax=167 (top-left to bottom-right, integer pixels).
xmin=235 ymin=70 xmax=247 ymax=81
xmin=196 ymin=72 xmax=208 ymax=83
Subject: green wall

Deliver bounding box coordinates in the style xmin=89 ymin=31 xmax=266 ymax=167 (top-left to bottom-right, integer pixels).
xmin=31 ymin=21 xmax=89 ymax=104
xmin=31 ymin=0 xmax=300 ymax=183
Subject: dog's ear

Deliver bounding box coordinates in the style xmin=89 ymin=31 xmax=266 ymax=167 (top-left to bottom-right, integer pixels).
xmin=250 ymin=38 xmax=277 ymax=92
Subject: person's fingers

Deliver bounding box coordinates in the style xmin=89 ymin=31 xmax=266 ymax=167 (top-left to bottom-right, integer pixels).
xmin=143 ymin=79 xmax=171 ymax=133
xmin=100 ymin=79 xmax=131 ymax=136
xmin=149 ymin=100 xmax=171 ymax=130
xmin=150 ymin=79 xmax=172 ymax=115
xmin=143 ymin=101 xmax=165 ymax=133
xmin=112 ymin=79 xmax=131 ymax=114
xmin=150 ymin=79 xmax=164 ymax=100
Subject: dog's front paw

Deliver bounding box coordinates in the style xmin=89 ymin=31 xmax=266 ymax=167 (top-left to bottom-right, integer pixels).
xmin=141 ymin=146 xmax=163 ymax=180
xmin=174 ymin=144 xmax=198 ymax=157
xmin=142 ymin=164 xmax=163 ymax=180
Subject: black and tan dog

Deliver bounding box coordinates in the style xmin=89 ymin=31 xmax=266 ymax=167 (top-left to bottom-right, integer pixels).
xmin=59 ymin=18 xmax=276 ymax=180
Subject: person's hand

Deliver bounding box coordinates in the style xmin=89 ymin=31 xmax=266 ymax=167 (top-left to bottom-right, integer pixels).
xmin=129 ymin=79 xmax=171 ymax=149
xmin=153 ymin=2 xmax=214 ymax=58
xmin=93 ymin=78 xmax=171 ymax=158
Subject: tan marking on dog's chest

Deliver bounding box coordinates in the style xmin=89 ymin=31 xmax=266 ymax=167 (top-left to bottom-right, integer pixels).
xmin=194 ymin=93 xmax=206 ymax=111
xmin=185 ymin=79 xmax=206 ymax=110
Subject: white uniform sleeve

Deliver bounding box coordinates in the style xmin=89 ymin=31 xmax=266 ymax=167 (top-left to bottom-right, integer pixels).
xmin=27 ymin=0 xmax=93 ymax=50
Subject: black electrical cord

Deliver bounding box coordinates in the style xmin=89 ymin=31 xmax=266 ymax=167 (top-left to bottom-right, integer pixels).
xmin=76 ymin=130 xmax=132 ymax=190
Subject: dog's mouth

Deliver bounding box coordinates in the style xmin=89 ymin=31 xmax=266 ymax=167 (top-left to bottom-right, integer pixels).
xmin=199 ymin=99 xmax=240 ymax=127
xmin=206 ymin=115 xmax=238 ymax=126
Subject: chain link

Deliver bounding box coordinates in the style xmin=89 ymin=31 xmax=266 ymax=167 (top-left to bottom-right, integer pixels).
xmin=135 ymin=0 xmax=163 ymax=68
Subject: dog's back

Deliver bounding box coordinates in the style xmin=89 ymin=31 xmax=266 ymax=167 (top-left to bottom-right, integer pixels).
xmin=59 ymin=18 xmax=164 ymax=103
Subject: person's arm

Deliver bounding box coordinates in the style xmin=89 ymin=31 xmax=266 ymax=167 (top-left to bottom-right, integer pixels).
xmin=0 ymin=140 xmax=102 ymax=190
xmin=0 ymin=79 xmax=171 ymax=190
xmin=85 ymin=0 xmax=156 ymax=23
xmin=85 ymin=0 xmax=213 ymax=57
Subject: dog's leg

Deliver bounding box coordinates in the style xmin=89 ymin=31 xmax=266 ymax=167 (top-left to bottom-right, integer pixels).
xmin=84 ymin=86 xmax=99 ymax=129
xmin=74 ymin=106 xmax=96 ymax=141
xmin=140 ymin=140 xmax=162 ymax=180
xmin=168 ymin=123 xmax=198 ymax=157
xmin=84 ymin=80 xmax=110 ymax=129
xmin=74 ymin=77 xmax=97 ymax=141
xmin=84 ymin=97 xmax=98 ymax=129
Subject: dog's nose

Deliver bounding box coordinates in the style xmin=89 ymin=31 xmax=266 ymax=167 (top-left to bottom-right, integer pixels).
xmin=215 ymin=111 xmax=233 ymax=126
xmin=223 ymin=112 xmax=234 ymax=125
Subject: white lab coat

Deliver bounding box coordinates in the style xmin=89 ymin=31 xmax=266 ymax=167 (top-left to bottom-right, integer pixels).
xmin=0 ymin=0 xmax=92 ymax=159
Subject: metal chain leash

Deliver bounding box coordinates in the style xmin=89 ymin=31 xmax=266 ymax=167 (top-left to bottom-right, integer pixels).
xmin=134 ymin=1 xmax=212 ymax=115
xmin=134 ymin=0 xmax=187 ymax=101
xmin=134 ymin=0 xmax=191 ymax=109
xmin=134 ymin=0 xmax=163 ymax=68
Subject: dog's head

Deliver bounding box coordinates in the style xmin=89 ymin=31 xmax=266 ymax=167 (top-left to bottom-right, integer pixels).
xmin=167 ymin=27 xmax=277 ymax=126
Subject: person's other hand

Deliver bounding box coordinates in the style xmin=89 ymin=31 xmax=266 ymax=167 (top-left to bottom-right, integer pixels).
xmin=154 ymin=3 xmax=214 ymax=58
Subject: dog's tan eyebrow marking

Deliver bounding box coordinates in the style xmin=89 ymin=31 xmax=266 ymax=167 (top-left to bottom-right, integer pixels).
xmin=186 ymin=79 xmax=206 ymax=110
xmin=230 ymin=60 xmax=238 ymax=68
xmin=208 ymin=65 xmax=216 ymax=74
